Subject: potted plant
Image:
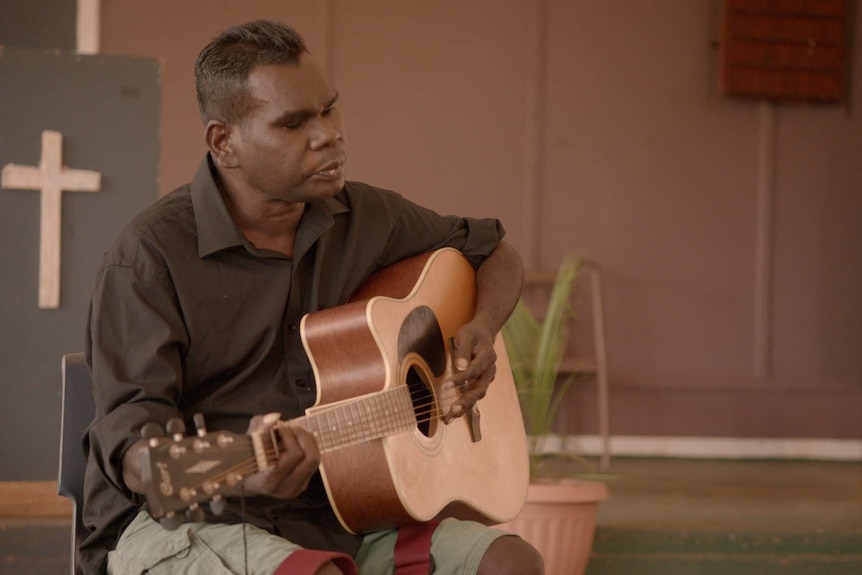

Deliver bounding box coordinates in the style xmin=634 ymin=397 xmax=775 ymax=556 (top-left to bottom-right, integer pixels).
xmin=498 ymin=256 xmax=609 ymax=575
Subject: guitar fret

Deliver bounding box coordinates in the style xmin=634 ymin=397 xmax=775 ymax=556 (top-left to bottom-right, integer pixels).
xmin=385 ymin=392 xmax=394 ymax=430
xmin=332 ymin=405 xmax=348 ymax=447
xmin=395 ymin=388 xmax=406 ymax=431
xmin=344 ymin=404 xmax=356 ymax=447
xmin=316 ymin=411 xmax=327 ymax=452
xmin=363 ymin=399 xmax=375 ymax=441
xmin=343 ymin=403 xmax=355 ymax=446
xmin=404 ymin=386 xmax=416 ymax=427
xmin=352 ymin=400 xmax=366 ymax=444
xmin=382 ymin=392 xmax=395 ymax=435
xmin=369 ymin=396 xmax=381 ymax=442
xmin=341 ymin=402 xmax=351 ymax=446
xmin=350 ymin=402 xmax=368 ymax=441
xmin=358 ymin=394 xmax=377 ymax=446
xmin=401 ymin=388 xmax=412 ymax=430
xmin=309 ymin=412 xmax=324 ymax=452
xmin=335 ymin=405 xmax=346 ymax=447
xmin=345 ymin=400 xmax=355 ymax=444
xmin=373 ymin=393 xmax=384 ymax=435
xmin=309 ymin=415 xmax=322 ymax=448
xmin=385 ymin=391 xmax=398 ymax=434
xmin=335 ymin=406 xmax=346 ymax=447
xmin=325 ymin=408 xmax=336 ymax=451
xmin=395 ymin=387 xmax=406 ymax=430
xmin=364 ymin=396 xmax=376 ymax=440
xmin=395 ymin=389 xmax=406 ymax=432
xmin=318 ymin=410 xmax=329 ymax=449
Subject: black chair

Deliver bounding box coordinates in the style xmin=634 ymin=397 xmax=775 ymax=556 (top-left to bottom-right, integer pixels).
xmin=58 ymin=352 xmax=95 ymax=575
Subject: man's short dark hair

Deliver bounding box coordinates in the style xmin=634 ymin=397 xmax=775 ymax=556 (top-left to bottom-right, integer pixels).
xmin=194 ymin=20 xmax=308 ymax=125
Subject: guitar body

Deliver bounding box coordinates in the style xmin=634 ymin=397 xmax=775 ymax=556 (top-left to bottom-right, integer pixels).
xmin=301 ymin=248 xmax=529 ymax=534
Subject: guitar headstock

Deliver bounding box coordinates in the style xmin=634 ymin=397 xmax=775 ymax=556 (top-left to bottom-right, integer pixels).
xmin=139 ymin=415 xmax=255 ymax=529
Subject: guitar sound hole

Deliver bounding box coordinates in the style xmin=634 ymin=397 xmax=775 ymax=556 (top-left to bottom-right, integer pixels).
xmin=406 ymin=366 xmax=435 ymax=437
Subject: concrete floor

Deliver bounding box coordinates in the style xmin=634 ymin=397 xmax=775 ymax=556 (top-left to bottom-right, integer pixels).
xmin=586 ymin=458 xmax=862 ymax=575
xmin=594 ymin=458 xmax=862 ymax=533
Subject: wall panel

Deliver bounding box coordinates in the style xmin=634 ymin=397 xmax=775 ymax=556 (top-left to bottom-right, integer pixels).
xmin=332 ymin=0 xmax=532 ymax=248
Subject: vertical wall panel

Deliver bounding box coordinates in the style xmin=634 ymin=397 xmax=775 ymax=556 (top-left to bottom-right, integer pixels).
xmin=543 ymin=0 xmax=761 ymax=388
xmin=331 ymin=0 xmax=532 ymax=248
xmin=0 ymin=0 xmax=77 ymax=50
xmin=772 ymin=93 xmax=862 ymax=386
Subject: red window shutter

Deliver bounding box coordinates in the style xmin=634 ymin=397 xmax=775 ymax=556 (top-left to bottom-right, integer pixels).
xmin=720 ymin=0 xmax=850 ymax=103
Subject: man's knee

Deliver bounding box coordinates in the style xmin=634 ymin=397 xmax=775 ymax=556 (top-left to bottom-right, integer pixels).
xmin=477 ymin=535 xmax=544 ymax=575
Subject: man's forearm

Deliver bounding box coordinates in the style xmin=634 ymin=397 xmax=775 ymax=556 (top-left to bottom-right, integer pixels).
xmin=473 ymin=240 xmax=523 ymax=334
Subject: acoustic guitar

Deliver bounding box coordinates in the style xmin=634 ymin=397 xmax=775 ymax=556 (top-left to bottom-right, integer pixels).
xmin=140 ymin=248 xmax=529 ymax=534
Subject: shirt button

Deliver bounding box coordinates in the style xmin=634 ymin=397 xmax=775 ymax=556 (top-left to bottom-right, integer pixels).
xmin=289 ymin=323 xmax=298 ymax=331
xmin=296 ymin=378 xmax=310 ymax=389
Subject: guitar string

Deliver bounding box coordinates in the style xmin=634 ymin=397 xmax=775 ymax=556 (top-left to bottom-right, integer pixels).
xmin=161 ymin=385 xmax=484 ymax=501
xmin=240 ymin=482 xmax=248 ymax=575
xmin=179 ymin=392 xmax=470 ymax=462
xmin=164 ymin=397 xmax=478 ymax=498
xmin=181 ymin=403 xmax=447 ymax=479
xmin=292 ymin=389 xmax=468 ymax=442
xmin=304 ymin=385 xmax=473 ymax=422
xmin=218 ymin=397 xmax=457 ymax=452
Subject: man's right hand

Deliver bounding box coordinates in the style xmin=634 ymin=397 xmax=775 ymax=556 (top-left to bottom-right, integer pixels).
xmin=242 ymin=412 xmax=322 ymax=500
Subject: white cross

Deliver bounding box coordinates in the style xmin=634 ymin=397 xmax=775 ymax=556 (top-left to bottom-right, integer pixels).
xmin=1 ymin=131 xmax=101 ymax=309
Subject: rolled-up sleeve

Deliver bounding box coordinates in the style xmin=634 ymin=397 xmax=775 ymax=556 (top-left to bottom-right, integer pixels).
xmin=378 ymin=191 xmax=506 ymax=270
xmin=86 ymin=261 xmax=187 ymax=494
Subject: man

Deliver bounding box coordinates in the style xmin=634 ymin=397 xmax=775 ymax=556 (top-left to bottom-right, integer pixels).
xmin=82 ymin=20 xmax=541 ymax=575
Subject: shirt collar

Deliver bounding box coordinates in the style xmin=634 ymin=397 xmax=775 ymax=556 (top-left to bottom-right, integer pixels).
xmin=190 ymin=154 xmax=350 ymax=259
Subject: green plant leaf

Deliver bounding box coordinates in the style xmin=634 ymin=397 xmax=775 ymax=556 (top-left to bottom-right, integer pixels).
xmin=501 ymin=256 xmax=580 ymax=448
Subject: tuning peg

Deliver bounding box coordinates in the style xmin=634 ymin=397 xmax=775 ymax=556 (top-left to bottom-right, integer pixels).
xmin=210 ymin=496 xmax=226 ymax=516
xmin=140 ymin=422 xmax=164 ymax=440
xmin=193 ymin=413 xmax=208 ymax=437
xmin=159 ymin=512 xmax=184 ymax=531
xmin=187 ymin=504 xmax=205 ymax=523
xmin=167 ymin=417 xmax=186 ymax=441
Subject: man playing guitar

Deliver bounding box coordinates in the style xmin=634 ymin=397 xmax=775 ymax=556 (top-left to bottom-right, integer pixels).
xmin=81 ymin=19 xmax=541 ymax=575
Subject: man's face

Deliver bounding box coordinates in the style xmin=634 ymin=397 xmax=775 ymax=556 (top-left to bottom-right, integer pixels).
xmin=229 ymin=56 xmax=346 ymax=203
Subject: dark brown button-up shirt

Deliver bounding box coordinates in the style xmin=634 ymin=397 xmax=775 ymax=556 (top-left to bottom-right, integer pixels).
xmin=80 ymin=155 xmax=504 ymax=574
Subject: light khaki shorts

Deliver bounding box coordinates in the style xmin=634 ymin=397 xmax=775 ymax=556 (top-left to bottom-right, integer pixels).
xmin=107 ymin=509 xmax=510 ymax=574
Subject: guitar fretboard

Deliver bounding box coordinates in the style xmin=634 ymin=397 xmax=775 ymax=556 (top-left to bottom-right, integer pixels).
xmin=255 ymin=386 xmax=421 ymax=466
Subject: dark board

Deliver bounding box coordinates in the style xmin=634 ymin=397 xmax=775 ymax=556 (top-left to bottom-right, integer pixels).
xmin=0 ymin=47 xmax=160 ymax=480
xmin=0 ymin=0 xmax=77 ymax=50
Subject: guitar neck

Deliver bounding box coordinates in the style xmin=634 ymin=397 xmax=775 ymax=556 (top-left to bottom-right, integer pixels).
xmin=253 ymin=385 xmax=419 ymax=469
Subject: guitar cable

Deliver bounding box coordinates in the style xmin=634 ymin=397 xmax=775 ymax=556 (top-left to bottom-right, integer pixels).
xmin=240 ymin=483 xmax=249 ymax=575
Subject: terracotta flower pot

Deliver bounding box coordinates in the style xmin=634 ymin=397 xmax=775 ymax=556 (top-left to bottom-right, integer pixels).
xmin=498 ymin=480 xmax=609 ymax=575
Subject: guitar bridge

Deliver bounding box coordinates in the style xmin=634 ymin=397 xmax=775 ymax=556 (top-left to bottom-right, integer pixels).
xmin=467 ymin=406 xmax=482 ymax=442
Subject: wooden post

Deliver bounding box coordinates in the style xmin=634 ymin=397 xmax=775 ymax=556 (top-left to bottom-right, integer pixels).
xmin=1 ymin=131 xmax=101 ymax=309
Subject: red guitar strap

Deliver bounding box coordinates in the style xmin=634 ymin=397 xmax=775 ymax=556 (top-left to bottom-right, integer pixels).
xmin=394 ymin=521 xmax=439 ymax=575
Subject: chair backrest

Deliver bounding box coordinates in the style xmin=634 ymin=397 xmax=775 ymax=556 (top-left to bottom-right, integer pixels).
xmin=58 ymin=352 xmax=95 ymax=575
